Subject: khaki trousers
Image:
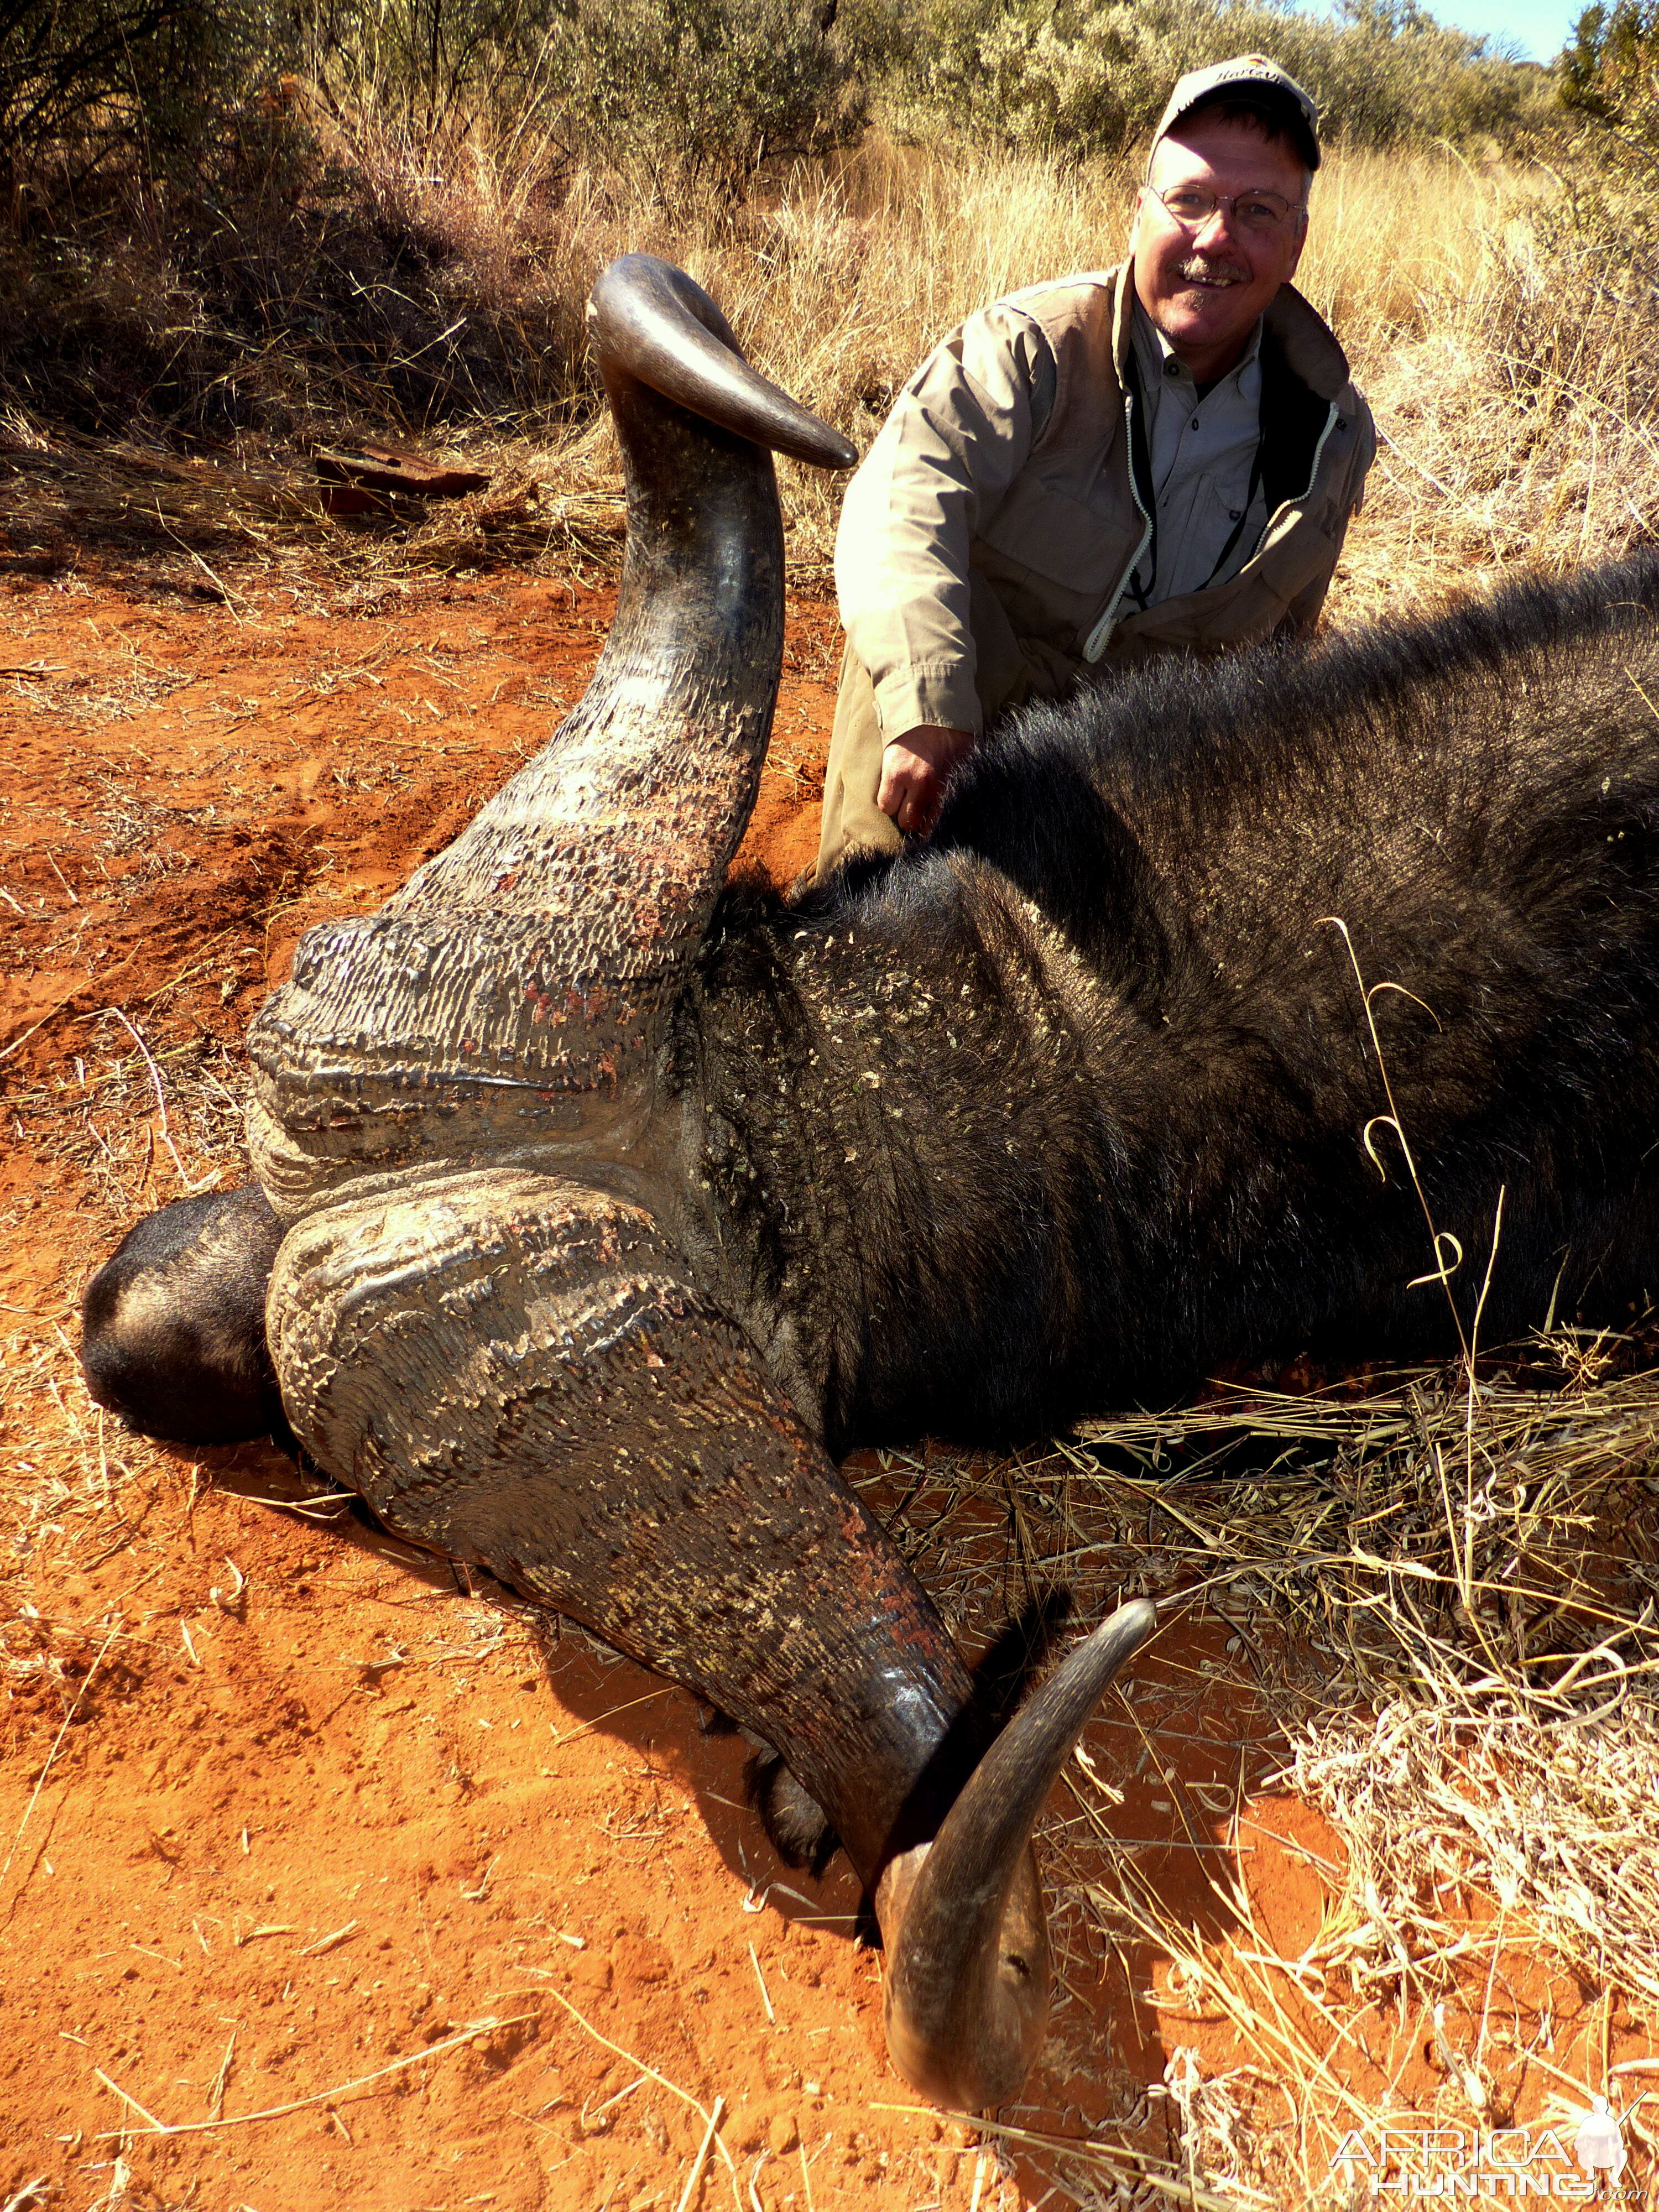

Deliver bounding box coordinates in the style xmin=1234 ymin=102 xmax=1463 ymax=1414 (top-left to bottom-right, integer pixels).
xmin=813 ymin=645 xmax=904 ymax=879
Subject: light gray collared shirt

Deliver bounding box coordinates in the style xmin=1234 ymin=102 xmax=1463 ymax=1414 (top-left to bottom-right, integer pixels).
xmin=1129 ymin=301 xmax=1270 ymax=607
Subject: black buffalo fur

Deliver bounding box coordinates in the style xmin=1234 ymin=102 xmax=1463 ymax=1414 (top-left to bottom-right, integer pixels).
xmin=81 ymin=1183 xmax=286 ymax=1443
xmin=678 ymin=554 xmax=1659 ymax=1457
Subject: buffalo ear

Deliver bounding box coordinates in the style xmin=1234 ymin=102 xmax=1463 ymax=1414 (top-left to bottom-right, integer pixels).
xmin=747 ymin=1746 xmax=841 ymax=1876
xmin=81 ymin=1183 xmax=285 ymax=1444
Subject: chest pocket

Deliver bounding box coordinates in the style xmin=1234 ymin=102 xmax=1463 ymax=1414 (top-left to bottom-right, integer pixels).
xmin=1246 ymin=505 xmax=1339 ymax=609
xmin=977 ymin=478 xmax=1142 ymax=598
xmin=1181 ymin=476 xmax=1268 ymax=592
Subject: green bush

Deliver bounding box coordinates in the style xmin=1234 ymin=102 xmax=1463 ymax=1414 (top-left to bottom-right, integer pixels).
xmin=532 ymin=0 xmax=861 ymax=188
xmin=870 ymin=0 xmax=1544 ymax=161
xmin=300 ymin=0 xmax=545 ymax=134
xmin=291 ymin=0 xmax=858 ymax=191
xmin=0 ymin=0 xmax=857 ymax=196
xmin=1562 ymin=0 xmax=1659 ymax=137
xmin=0 ymin=0 xmax=264 ymax=179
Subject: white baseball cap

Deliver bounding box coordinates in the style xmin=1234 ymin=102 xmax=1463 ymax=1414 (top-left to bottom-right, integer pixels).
xmin=1150 ymin=54 xmax=1322 ymax=173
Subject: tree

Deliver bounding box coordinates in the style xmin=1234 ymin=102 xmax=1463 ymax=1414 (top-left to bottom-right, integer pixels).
xmin=1562 ymin=0 xmax=1659 ymax=136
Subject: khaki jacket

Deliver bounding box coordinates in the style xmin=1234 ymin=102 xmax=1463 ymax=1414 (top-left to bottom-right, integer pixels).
xmin=835 ymin=262 xmax=1376 ymax=739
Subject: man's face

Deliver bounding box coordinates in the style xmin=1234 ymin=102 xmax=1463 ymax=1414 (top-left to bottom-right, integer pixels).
xmin=1130 ymin=113 xmax=1309 ymax=374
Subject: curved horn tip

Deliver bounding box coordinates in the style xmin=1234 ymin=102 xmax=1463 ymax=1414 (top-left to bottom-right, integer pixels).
xmin=878 ymin=1596 xmax=1159 ymax=2110
xmin=1092 ymin=1594 xmax=1158 ymax=1660
xmin=588 ymin=253 xmax=858 ymax=473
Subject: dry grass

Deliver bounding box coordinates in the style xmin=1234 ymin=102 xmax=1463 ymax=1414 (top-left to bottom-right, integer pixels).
xmin=10 ymin=131 xmax=1655 ymax=622
xmin=846 ymin=1342 xmax=1659 ymax=2204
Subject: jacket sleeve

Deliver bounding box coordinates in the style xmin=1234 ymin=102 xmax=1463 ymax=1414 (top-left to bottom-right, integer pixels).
xmin=1282 ymin=384 xmax=1378 ymax=639
xmin=834 ymin=301 xmax=1057 ymax=742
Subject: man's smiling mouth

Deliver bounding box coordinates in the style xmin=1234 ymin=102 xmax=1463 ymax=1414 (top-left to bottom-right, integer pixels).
xmin=1175 ymin=260 xmax=1248 ymax=290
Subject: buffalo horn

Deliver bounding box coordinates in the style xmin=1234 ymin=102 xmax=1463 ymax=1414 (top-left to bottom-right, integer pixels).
xmin=882 ymin=1598 xmax=1157 ymax=2109
xmin=246 ymin=255 xmax=853 ymax=1212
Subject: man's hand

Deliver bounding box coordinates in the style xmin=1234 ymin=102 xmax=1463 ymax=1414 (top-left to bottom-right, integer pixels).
xmin=878 ymin=725 xmax=975 ymax=838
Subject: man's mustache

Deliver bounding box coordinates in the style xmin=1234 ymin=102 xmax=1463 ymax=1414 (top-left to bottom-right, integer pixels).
xmin=1175 ymin=255 xmax=1251 ymax=285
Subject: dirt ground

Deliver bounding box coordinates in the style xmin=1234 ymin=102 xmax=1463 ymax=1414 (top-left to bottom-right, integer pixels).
xmin=1 ymin=539 xmax=1650 ymax=2212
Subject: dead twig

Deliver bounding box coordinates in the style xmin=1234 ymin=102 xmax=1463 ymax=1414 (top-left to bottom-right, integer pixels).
xmin=93 ymin=2013 xmax=535 ymax=2138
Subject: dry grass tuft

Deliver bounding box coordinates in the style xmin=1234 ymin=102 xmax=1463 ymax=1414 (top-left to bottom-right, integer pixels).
xmin=850 ymin=1335 xmax=1659 ymax=2203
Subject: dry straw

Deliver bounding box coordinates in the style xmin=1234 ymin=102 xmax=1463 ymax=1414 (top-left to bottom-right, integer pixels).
xmin=846 ymin=1333 xmax=1659 ymax=2204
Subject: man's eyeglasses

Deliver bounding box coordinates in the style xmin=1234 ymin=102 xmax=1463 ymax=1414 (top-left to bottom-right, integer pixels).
xmin=1149 ymin=184 xmax=1307 ymax=234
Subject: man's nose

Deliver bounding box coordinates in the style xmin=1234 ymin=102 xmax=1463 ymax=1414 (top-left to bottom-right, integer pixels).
xmin=1192 ymin=202 xmax=1241 ymax=253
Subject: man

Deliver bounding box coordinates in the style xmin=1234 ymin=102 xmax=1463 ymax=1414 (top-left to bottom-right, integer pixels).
xmin=815 ymin=55 xmax=1376 ymax=877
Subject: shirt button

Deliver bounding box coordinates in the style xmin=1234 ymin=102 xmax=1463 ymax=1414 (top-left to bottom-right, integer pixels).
xmin=1164 ymin=359 xmax=1181 ymax=377
xmin=1191 ymin=417 xmax=1201 ymax=430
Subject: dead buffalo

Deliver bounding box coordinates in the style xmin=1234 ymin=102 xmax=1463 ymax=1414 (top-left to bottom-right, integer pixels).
xmin=82 ymin=252 xmax=1659 ymax=2110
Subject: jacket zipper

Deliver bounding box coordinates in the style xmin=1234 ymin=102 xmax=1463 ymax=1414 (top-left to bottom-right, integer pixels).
xmin=1083 ymin=378 xmax=1153 ymax=664
xmin=1302 ymin=401 xmax=1339 ymax=503
xmin=1082 ymin=395 xmax=1340 ymax=666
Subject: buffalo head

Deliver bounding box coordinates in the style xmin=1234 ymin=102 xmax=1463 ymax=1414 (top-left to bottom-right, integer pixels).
xmin=82 ymin=255 xmax=1154 ymax=2111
